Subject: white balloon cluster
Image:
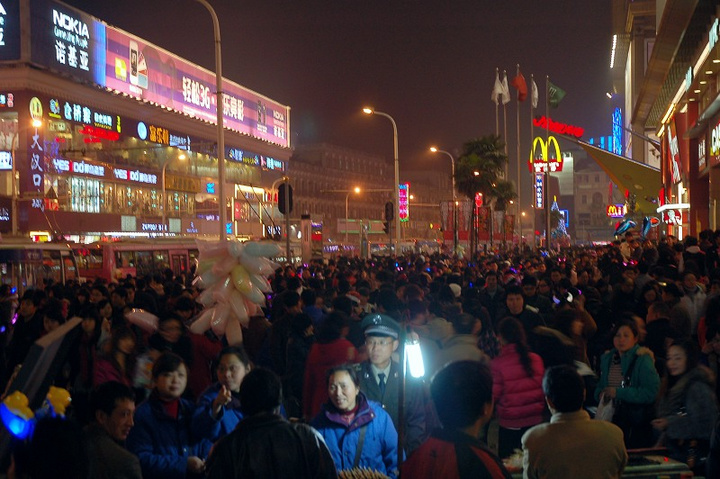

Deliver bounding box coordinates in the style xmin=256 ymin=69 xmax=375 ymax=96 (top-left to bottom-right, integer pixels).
xmin=189 ymin=240 xmax=282 ymax=345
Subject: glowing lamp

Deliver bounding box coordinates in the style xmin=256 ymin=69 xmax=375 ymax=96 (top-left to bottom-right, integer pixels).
xmin=405 ymin=338 xmax=425 ymax=378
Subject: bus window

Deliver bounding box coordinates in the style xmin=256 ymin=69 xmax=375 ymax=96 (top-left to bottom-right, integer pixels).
xmin=41 ymin=250 xmax=63 ymax=285
xmin=75 ymin=248 xmax=103 ymax=271
xmin=135 ymin=251 xmax=152 ymax=278
xmin=117 ymin=251 xmax=135 ymax=268
xmin=63 ymin=255 xmax=77 ymax=281
xmin=153 ymin=250 xmax=169 ymax=272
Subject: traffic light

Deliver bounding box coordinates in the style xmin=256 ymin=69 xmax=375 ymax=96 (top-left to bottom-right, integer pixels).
xmin=384 ymin=201 xmax=394 ymax=222
xmin=278 ymin=183 xmax=293 ymax=215
xmin=383 ymin=221 xmax=390 ymax=235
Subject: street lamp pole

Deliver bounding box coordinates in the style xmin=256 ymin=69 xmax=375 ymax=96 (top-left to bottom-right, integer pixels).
xmin=430 ymin=147 xmax=457 ymax=254
xmin=363 ymin=108 xmax=400 ymax=255
xmin=196 ymin=0 xmax=226 ymax=242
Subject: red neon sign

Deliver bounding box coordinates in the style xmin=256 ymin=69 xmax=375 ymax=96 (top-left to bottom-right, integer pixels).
xmin=533 ymin=116 xmax=584 ymax=138
xmin=79 ymin=125 xmax=120 ymax=141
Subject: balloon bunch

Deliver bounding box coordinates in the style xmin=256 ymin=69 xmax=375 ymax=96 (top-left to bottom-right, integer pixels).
xmin=0 ymin=386 xmax=72 ymax=440
xmin=641 ymin=216 xmax=660 ymax=239
xmin=189 ymin=241 xmax=282 ymax=345
xmin=614 ymin=219 xmax=637 ymax=236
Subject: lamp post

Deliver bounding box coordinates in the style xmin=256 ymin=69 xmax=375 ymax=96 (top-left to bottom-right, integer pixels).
xmin=161 ymin=153 xmax=187 ymax=233
xmin=430 ymin=147 xmax=457 ymax=254
xmin=195 ymin=0 xmax=226 ymax=242
xmin=362 ymin=108 xmax=400 ymax=255
xmin=345 ymin=186 xmax=361 ymax=244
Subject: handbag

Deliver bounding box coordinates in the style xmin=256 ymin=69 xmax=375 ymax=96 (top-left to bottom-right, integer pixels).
xmin=612 ymin=354 xmax=654 ymax=428
xmin=595 ymin=393 xmax=615 ymax=422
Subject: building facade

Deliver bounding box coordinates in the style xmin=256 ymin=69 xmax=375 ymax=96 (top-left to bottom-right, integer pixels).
xmin=0 ymin=0 xmax=290 ymax=241
xmin=611 ymin=0 xmax=720 ymax=237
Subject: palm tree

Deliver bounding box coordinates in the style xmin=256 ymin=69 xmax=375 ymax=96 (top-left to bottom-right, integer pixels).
xmin=492 ymin=179 xmax=517 ymax=246
xmin=454 ymin=135 xmax=508 ymax=253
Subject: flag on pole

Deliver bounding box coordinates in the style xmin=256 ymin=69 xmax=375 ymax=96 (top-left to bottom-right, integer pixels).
xmin=531 ymin=77 xmax=539 ymax=109
xmin=501 ymin=71 xmax=511 ymax=105
xmin=491 ymin=70 xmax=503 ymax=105
xmin=511 ymin=72 xmax=527 ymax=102
xmin=548 ymin=80 xmax=566 ymax=108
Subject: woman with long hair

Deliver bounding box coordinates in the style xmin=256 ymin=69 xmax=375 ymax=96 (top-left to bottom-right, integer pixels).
xmin=491 ymin=317 xmax=545 ymax=459
xmin=653 ymin=340 xmax=718 ymax=473
xmin=94 ymin=325 xmax=137 ymax=387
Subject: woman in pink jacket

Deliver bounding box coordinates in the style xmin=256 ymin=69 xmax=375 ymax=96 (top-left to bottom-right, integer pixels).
xmin=491 ymin=317 xmax=545 ymax=459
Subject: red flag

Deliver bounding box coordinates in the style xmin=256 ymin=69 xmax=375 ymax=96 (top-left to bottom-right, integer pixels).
xmin=511 ymin=73 xmax=528 ymax=102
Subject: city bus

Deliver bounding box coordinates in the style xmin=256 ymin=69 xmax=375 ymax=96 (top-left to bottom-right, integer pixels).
xmin=73 ymin=239 xmax=200 ymax=282
xmin=0 ymin=241 xmax=78 ymax=295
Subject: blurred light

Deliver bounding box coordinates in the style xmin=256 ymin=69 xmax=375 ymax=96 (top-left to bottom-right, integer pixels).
xmin=429 ymin=146 xmax=438 ymax=153
xmin=31 ymin=119 xmax=42 ymax=128
xmin=406 ymin=339 xmax=425 ymax=378
xmin=362 ymin=107 xmax=373 ymax=115
xmin=473 ymin=171 xmax=480 ymax=176
xmin=606 ymin=92 xmax=613 ymax=99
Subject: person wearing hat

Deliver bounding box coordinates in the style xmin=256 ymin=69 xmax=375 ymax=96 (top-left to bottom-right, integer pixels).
xmin=354 ymin=313 xmax=427 ymax=454
xmin=662 ymin=282 xmax=692 ymax=339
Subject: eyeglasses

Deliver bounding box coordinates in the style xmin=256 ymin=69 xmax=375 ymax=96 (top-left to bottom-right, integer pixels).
xmin=366 ymin=338 xmax=393 ymax=347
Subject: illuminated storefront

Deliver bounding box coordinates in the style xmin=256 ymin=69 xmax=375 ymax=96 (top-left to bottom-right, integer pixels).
xmin=0 ymin=0 xmax=290 ymax=239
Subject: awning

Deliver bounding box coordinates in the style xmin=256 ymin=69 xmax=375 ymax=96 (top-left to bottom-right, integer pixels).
xmin=577 ymin=141 xmax=661 ymax=213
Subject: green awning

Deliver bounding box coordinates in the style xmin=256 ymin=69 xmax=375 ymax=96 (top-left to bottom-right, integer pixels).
xmin=577 ymin=141 xmax=661 ymax=213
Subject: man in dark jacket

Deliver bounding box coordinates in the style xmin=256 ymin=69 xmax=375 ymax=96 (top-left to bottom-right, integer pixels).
xmin=85 ymin=381 xmax=142 ymax=479
xmin=355 ymin=314 xmax=427 ymax=453
xmin=400 ymin=361 xmax=512 ymax=478
xmin=206 ymin=368 xmax=337 ymax=479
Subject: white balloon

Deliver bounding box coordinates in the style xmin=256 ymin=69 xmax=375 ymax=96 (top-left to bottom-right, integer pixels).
xmin=125 ymin=309 xmax=158 ymax=333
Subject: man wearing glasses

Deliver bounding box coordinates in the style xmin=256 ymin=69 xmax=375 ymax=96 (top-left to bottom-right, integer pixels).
xmin=355 ymin=314 xmax=427 ymax=454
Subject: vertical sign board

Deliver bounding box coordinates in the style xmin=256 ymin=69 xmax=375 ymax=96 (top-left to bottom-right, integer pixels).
xmin=27 ymin=97 xmax=43 ymax=209
xmin=398 ymin=183 xmax=409 ymax=222
xmin=667 ymin=120 xmax=681 ymax=184
xmin=534 ymin=174 xmax=544 ymax=208
xmin=0 ymin=0 xmax=21 ymax=61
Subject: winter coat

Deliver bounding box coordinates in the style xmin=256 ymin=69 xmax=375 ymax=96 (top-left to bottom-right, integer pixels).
xmin=127 ymin=394 xmax=213 ymax=479
xmin=206 ymin=412 xmax=338 ymax=479
xmin=656 ymin=367 xmax=718 ymax=445
xmin=681 ymin=285 xmax=707 ymax=335
xmin=595 ymin=344 xmax=660 ymax=405
xmin=355 ymin=360 xmax=427 ymax=453
xmin=401 ymin=428 xmax=512 ymax=479
xmin=311 ymin=393 xmax=399 ymax=478
xmin=490 ymin=343 xmax=546 ymax=428
xmin=191 ymin=382 xmax=244 ymax=443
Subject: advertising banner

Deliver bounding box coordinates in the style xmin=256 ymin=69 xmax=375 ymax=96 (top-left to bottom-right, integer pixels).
xmin=0 ymin=0 xmax=21 ymax=61
xmin=104 ymin=27 xmax=289 ymax=148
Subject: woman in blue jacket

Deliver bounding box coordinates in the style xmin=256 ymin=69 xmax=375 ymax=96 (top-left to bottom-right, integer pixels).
xmin=311 ymin=364 xmax=399 ymax=479
xmin=192 ymin=346 xmax=251 ymax=442
xmin=127 ymin=352 xmax=213 ymax=479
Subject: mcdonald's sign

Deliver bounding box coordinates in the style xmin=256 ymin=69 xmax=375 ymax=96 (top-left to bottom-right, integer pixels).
xmin=528 ymin=136 xmax=564 ymax=173
xmin=606 ymin=204 xmax=626 ymax=218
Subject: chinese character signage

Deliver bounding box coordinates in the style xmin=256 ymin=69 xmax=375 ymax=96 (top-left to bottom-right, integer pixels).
xmin=398 ymin=183 xmax=409 ymax=222
xmin=699 ymin=136 xmax=707 ymax=171
xmin=534 ymin=174 xmax=544 ymax=208
xmin=30 ymin=0 xmax=106 ymax=85
xmin=28 ymin=0 xmax=290 ymax=148
xmin=27 ymin=97 xmax=44 ymax=209
xmin=0 ymin=0 xmax=21 ymax=61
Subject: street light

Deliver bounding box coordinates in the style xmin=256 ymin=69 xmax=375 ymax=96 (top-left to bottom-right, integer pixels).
xmin=362 ymin=107 xmax=400 ymax=254
xmin=195 ymin=0 xmax=226 ymax=242
xmin=161 ymin=153 xmax=187 ymax=232
xmin=430 ymin=147 xmax=458 ymax=254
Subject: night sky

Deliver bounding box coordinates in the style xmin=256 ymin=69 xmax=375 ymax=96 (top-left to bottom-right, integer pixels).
xmin=63 ymin=0 xmax=613 ymax=192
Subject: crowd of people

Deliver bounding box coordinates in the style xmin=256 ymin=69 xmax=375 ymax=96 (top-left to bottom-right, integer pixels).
xmin=3 ymin=230 xmax=720 ymax=477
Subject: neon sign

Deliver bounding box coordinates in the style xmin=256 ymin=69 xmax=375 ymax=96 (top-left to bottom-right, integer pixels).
xmin=113 ymin=168 xmax=157 ymax=185
xmin=79 ymin=125 xmax=119 ymax=141
xmin=398 ymin=183 xmax=409 ymax=222
xmin=606 ymin=204 xmax=626 ymax=218
xmin=27 ymin=97 xmax=44 ymax=209
xmin=532 ymin=116 xmax=584 ymax=138
xmin=529 ymin=136 xmax=563 ymax=173
xmin=535 ymin=174 xmax=544 ymax=208
xmin=667 ymin=121 xmax=681 ymax=183
xmin=0 ymin=151 xmax=11 ymax=170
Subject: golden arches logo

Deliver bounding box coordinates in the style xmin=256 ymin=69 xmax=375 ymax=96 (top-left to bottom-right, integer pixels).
xmin=529 ymin=136 xmax=563 ymax=172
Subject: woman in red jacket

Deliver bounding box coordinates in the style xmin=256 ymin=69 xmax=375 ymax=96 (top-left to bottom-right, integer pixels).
xmin=491 ymin=317 xmax=545 ymax=459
